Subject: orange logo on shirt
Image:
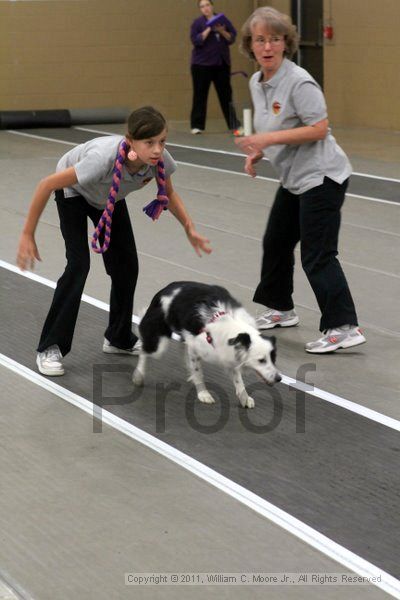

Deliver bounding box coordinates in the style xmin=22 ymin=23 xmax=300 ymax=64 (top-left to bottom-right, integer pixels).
xmin=141 ymin=177 xmax=153 ymax=186
xmin=272 ymin=101 xmax=281 ymax=115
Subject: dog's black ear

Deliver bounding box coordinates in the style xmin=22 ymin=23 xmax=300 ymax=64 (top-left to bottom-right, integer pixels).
xmin=265 ymin=335 xmax=277 ymax=363
xmin=228 ymin=332 xmax=251 ymax=350
xmin=271 ymin=347 xmax=277 ymax=364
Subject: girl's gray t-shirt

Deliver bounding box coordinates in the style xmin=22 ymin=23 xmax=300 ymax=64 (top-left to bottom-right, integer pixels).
xmin=57 ymin=135 xmax=177 ymax=208
xmin=250 ymin=58 xmax=352 ymax=194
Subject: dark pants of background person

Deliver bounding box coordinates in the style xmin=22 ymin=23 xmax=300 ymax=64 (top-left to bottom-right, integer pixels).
xmin=253 ymin=177 xmax=358 ymax=332
xmin=190 ymin=63 xmax=240 ymax=131
xmin=37 ymin=191 xmax=139 ymax=356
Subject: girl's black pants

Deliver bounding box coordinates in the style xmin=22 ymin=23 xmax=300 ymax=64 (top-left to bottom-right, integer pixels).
xmin=37 ymin=191 xmax=138 ymax=356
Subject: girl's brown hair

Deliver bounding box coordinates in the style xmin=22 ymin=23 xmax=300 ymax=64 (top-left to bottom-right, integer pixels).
xmin=127 ymin=106 xmax=167 ymax=140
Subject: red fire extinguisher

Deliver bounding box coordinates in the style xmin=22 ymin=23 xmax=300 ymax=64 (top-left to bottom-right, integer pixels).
xmin=323 ymin=21 xmax=334 ymax=40
xmin=323 ymin=25 xmax=334 ymax=40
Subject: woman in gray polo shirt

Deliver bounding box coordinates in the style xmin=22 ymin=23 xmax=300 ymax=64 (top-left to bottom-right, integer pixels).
xmin=17 ymin=106 xmax=212 ymax=376
xmin=236 ymin=7 xmax=365 ymax=354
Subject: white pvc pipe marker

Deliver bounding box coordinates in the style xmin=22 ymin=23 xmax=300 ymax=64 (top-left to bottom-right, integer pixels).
xmin=243 ymin=108 xmax=252 ymax=135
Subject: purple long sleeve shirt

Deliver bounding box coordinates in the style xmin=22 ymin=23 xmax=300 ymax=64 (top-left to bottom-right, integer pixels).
xmin=190 ymin=14 xmax=237 ymax=67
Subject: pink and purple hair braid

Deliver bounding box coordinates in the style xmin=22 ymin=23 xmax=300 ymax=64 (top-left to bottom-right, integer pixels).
xmin=142 ymin=160 xmax=169 ymax=221
xmin=91 ymin=140 xmax=169 ymax=254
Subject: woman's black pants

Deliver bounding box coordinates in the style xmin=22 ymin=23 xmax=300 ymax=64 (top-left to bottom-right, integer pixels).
xmin=37 ymin=191 xmax=138 ymax=356
xmin=253 ymin=177 xmax=358 ymax=332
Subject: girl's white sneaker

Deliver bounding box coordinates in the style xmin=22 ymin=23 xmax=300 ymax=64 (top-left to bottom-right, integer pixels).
xmin=36 ymin=345 xmax=64 ymax=376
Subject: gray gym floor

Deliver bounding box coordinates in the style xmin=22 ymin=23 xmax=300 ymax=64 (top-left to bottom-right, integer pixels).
xmin=0 ymin=121 xmax=399 ymax=599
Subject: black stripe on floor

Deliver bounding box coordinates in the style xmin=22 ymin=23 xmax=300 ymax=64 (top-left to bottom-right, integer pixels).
xmin=2 ymin=268 xmax=400 ymax=578
xmin=12 ymin=127 xmax=400 ymax=204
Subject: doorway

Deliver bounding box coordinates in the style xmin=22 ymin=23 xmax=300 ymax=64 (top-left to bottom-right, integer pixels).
xmin=291 ymin=0 xmax=324 ymax=87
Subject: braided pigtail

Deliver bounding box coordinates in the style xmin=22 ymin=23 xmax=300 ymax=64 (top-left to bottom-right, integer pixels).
xmin=91 ymin=140 xmax=128 ymax=254
xmin=142 ymin=160 xmax=169 ymax=221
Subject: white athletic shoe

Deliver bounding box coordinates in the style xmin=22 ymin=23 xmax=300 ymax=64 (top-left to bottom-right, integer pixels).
xmin=305 ymin=325 xmax=366 ymax=354
xmin=36 ymin=345 xmax=64 ymax=376
xmin=256 ymin=308 xmax=299 ymax=330
xmin=190 ymin=128 xmax=203 ymax=135
xmin=103 ymin=338 xmax=142 ymax=355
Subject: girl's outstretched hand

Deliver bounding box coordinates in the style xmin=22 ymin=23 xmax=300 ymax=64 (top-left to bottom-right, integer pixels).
xmin=185 ymin=226 xmax=212 ymax=257
xmin=17 ymin=233 xmax=42 ymax=271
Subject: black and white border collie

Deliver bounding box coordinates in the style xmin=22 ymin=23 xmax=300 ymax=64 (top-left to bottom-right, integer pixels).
xmin=132 ymin=282 xmax=281 ymax=408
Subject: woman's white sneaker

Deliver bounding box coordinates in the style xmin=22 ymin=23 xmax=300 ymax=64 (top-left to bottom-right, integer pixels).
xmin=36 ymin=345 xmax=64 ymax=376
xmin=256 ymin=308 xmax=299 ymax=330
xmin=305 ymin=325 xmax=366 ymax=354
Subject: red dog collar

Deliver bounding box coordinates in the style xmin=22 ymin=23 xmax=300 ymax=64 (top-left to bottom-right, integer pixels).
xmin=201 ymin=311 xmax=227 ymax=345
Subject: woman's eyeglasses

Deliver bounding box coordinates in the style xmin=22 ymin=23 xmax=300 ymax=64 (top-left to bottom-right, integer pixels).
xmin=252 ymin=35 xmax=284 ymax=47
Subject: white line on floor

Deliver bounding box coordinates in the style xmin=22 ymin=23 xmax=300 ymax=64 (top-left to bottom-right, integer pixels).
xmin=1 ymin=259 xmax=399 ymax=433
xmin=7 ymin=129 xmax=400 ymax=206
xmin=0 ymin=352 xmax=399 ymax=599
xmin=0 ymin=580 xmax=19 ymax=600
xmin=189 ymin=221 xmax=400 ymax=280
xmin=138 ymin=251 xmax=254 ymax=290
xmin=343 ymin=222 xmax=400 ymax=238
xmin=346 ymin=192 xmax=400 ymax=206
xmin=0 ymin=567 xmax=34 ymax=600
xmin=74 ymin=127 xmax=400 ymax=184
xmin=7 ymin=130 xmax=76 ymax=146
xmin=176 ymin=162 xmax=400 ymax=207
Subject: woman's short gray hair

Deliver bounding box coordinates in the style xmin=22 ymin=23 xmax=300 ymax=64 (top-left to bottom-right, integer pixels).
xmin=240 ymin=6 xmax=299 ymax=60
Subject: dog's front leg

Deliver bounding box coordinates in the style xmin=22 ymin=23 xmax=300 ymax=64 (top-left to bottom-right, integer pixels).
xmin=132 ymin=353 xmax=147 ymax=387
xmin=233 ymin=367 xmax=255 ymax=409
xmin=187 ymin=348 xmax=215 ymax=404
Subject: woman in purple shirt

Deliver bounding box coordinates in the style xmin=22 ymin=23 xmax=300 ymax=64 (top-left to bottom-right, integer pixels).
xmin=190 ymin=0 xmax=242 ymax=135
